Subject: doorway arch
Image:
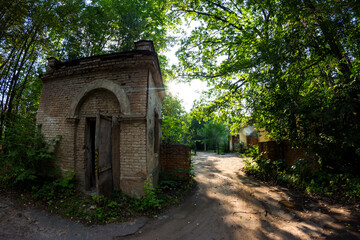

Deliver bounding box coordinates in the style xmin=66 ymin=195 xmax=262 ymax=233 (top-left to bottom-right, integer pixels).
xmin=67 ymin=79 xmax=131 ymax=119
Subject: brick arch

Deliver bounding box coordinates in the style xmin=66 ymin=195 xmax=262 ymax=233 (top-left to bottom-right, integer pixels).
xmin=67 ymin=80 xmax=131 ymax=118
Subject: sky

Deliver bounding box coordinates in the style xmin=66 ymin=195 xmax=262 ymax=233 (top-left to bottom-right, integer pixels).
xmin=167 ymin=79 xmax=208 ymax=112
xmin=163 ymin=22 xmax=208 ymax=113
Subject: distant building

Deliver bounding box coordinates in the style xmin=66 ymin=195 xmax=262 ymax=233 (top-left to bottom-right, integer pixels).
xmin=229 ymin=126 xmax=269 ymax=152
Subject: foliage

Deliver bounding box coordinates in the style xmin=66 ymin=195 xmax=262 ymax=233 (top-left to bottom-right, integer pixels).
xmin=244 ymin=157 xmax=360 ymax=201
xmin=0 ymin=115 xmax=60 ymax=186
xmin=8 ymin=168 xmax=195 ymax=224
xmin=156 ymin=165 xmax=195 ymax=205
xmin=132 ymin=178 xmax=162 ymax=213
xmin=31 ymin=171 xmax=76 ymax=202
xmin=244 ymin=145 xmax=259 ymax=159
xmin=0 ymin=0 xmax=75 ymax=141
xmin=175 ymin=0 xmax=360 ymax=175
xmin=197 ymin=119 xmax=228 ymax=153
xmin=161 ymin=94 xmax=188 ymax=144
xmin=53 ymin=0 xmax=175 ymax=61
xmin=1 ymin=0 xmax=175 ymax=145
xmin=2 ymin=152 xmax=195 ymax=224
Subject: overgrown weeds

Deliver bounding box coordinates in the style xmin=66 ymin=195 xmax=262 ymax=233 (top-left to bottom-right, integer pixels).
xmin=244 ymin=156 xmax=360 ymax=202
xmin=0 ymin=117 xmax=61 ymax=188
xmin=0 ymin=118 xmax=195 ymax=224
xmin=8 ymin=168 xmax=195 ymax=224
xmin=1 ymin=148 xmax=195 ymax=224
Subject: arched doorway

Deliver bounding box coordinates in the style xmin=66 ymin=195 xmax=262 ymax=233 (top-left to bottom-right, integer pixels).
xmin=69 ymin=81 xmax=130 ymax=196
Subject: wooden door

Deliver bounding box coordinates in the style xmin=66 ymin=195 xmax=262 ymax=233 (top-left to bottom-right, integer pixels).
xmin=112 ymin=116 xmax=120 ymax=190
xmin=95 ymin=115 xmax=113 ymax=197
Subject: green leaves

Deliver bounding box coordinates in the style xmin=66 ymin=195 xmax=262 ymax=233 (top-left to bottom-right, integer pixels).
xmin=53 ymin=0 xmax=174 ymax=61
xmin=175 ymin=0 xmax=360 ymax=174
xmin=197 ymin=119 xmax=228 ymax=151
xmin=161 ymin=94 xmax=187 ymax=144
xmin=0 ymin=115 xmax=59 ymax=186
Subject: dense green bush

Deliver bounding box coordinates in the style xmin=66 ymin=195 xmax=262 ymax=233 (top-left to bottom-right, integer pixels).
xmin=244 ymin=145 xmax=259 ymax=159
xmin=31 ymin=171 xmax=76 ymax=201
xmin=0 ymin=117 xmax=61 ymax=187
xmin=244 ymin=156 xmax=360 ymax=201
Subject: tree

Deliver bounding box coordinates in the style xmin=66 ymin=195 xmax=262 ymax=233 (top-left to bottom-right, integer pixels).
xmin=0 ymin=0 xmax=83 ymax=142
xmin=0 ymin=0 xmax=174 ymax=144
xmin=161 ymin=94 xmax=187 ymax=144
xmin=174 ymin=0 xmax=360 ymax=174
xmin=53 ymin=0 xmax=175 ymax=61
xmin=198 ymin=119 xmax=228 ymax=154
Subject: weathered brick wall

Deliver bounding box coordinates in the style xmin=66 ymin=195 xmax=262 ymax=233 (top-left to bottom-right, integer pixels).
xmin=259 ymin=141 xmax=282 ymax=161
xmin=146 ymin=72 xmax=162 ymax=185
xmin=119 ymin=121 xmax=148 ymax=197
xmin=37 ymin=69 xmax=149 ymax=186
xmin=246 ymin=135 xmax=259 ymax=146
xmin=160 ymin=144 xmax=191 ymax=175
xmin=259 ymin=141 xmax=306 ymax=166
xmin=37 ymin=44 xmax=165 ymax=198
xmin=283 ymin=142 xmax=306 ymax=165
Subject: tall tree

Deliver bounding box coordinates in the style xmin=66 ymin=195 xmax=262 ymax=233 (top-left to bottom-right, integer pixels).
xmin=174 ymin=0 xmax=360 ymax=173
xmin=0 ymin=0 xmax=82 ymax=141
xmin=0 ymin=0 xmax=174 ymax=143
xmin=53 ymin=0 xmax=175 ymax=61
xmin=161 ymin=94 xmax=187 ymax=144
xmin=198 ymin=119 xmax=228 ymax=153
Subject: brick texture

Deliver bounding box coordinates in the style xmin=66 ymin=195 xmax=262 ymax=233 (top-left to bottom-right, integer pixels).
xmin=36 ymin=41 xmax=165 ymax=198
xmin=160 ymin=144 xmax=191 ymax=176
xmin=259 ymin=141 xmax=305 ymax=166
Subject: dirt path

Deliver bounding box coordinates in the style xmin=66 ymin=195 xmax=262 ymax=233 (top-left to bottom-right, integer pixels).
xmin=1 ymin=152 xmax=359 ymax=239
xmin=120 ymin=152 xmax=360 ymax=240
xmin=0 ymin=196 xmax=147 ymax=240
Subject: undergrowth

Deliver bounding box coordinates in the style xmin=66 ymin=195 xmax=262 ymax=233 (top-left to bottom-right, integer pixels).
xmin=244 ymin=154 xmax=360 ymax=202
xmin=0 ymin=119 xmax=195 ymax=224
xmin=0 ymin=165 xmax=195 ymax=224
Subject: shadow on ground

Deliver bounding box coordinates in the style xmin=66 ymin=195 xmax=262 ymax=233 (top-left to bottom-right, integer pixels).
xmin=121 ymin=152 xmax=360 ymax=240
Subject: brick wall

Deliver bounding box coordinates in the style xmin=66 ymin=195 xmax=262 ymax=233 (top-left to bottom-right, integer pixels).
xmin=246 ymin=135 xmax=259 ymax=146
xmin=259 ymin=141 xmax=306 ymax=166
xmin=160 ymin=144 xmax=191 ymax=175
xmin=37 ymin=43 xmax=165 ymax=198
xmin=146 ymin=72 xmax=162 ymax=186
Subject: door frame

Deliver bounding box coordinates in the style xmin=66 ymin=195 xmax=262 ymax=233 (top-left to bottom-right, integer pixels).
xmin=84 ymin=115 xmax=120 ymax=195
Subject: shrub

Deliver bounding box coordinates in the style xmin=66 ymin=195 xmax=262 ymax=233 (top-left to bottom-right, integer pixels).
xmin=244 ymin=155 xmax=360 ymax=201
xmin=0 ymin=117 xmax=61 ymax=188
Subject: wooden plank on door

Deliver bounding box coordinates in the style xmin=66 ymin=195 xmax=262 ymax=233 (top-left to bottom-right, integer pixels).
xmin=96 ymin=114 xmax=113 ymax=197
xmin=112 ymin=116 xmax=120 ymax=190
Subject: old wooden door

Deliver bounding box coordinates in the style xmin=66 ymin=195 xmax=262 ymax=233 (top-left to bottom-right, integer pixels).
xmin=112 ymin=117 xmax=120 ymax=190
xmin=95 ymin=115 xmax=113 ymax=197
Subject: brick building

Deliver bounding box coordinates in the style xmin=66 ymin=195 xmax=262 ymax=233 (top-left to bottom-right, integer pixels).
xmin=37 ymin=41 xmax=164 ymax=198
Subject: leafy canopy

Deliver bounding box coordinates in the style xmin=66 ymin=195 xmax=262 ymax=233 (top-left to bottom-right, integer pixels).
xmin=174 ymin=0 xmax=360 ymax=173
xmin=161 ymin=94 xmax=187 ymax=144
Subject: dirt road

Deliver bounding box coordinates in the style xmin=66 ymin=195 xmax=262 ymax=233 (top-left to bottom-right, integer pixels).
xmin=121 ymin=152 xmax=360 ymax=240
xmin=1 ymin=152 xmax=359 ymax=239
